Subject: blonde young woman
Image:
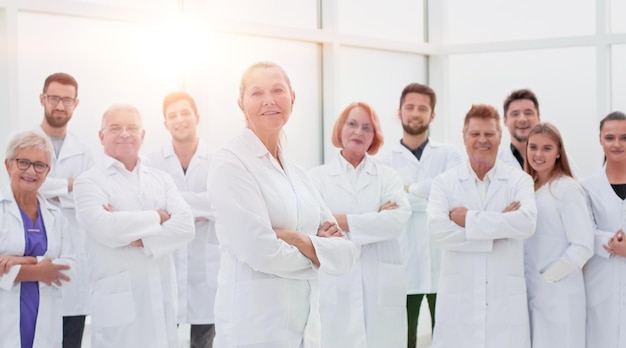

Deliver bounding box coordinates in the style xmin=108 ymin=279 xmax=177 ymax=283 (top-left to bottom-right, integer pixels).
xmin=581 ymin=111 xmax=626 ymax=348
xmin=308 ymin=102 xmax=410 ymax=348
xmin=523 ymin=123 xmax=593 ymax=348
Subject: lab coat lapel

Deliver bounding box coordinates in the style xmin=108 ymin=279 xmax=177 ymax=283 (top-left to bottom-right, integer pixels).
xmin=457 ymin=164 xmax=484 ymax=210
xmin=185 ymin=139 xmax=209 ymax=178
xmin=0 ymin=186 xmax=22 ymax=222
xmin=39 ymin=197 xmax=59 ymax=255
xmin=483 ymin=163 xmax=507 ymax=207
xmin=355 ymin=156 xmax=376 ymax=193
xmin=328 ymin=156 xmax=354 ymax=196
xmin=55 ymin=133 xmax=84 ymax=162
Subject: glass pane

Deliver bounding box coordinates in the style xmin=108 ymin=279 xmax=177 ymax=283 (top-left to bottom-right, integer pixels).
xmin=335 ymin=47 xmax=427 ymax=160
xmin=17 ymin=12 xmax=183 ymax=154
xmin=70 ymin=0 xmax=178 ymax=10
xmin=611 ymin=0 xmax=626 ymax=33
xmin=338 ymin=0 xmax=425 ymax=42
xmin=185 ymin=33 xmax=322 ymax=169
xmin=612 ymin=45 xmax=626 ymax=114
xmin=445 ymin=0 xmax=595 ymax=44
xmin=206 ymin=0 xmax=319 ymax=30
xmin=447 ymin=47 xmax=599 ymax=176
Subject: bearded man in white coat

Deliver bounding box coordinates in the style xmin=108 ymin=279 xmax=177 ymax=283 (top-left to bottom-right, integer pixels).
xmin=145 ymin=92 xmax=218 ymax=348
xmin=377 ymin=83 xmax=462 ymax=348
xmin=36 ymin=72 xmax=95 ymax=348
xmin=428 ymin=104 xmax=537 ymax=348
xmin=74 ymin=104 xmax=195 ymax=348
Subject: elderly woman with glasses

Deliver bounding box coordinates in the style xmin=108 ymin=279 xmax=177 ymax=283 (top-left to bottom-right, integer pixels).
xmin=308 ymin=102 xmax=411 ymax=348
xmin=0 ymin=131 xmax=76 ymax=348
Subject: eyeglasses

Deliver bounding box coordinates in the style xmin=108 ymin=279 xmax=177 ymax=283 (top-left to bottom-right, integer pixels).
xmin=12 ymin=158 xmax=50 ymax=174
xmin=43 ymin=94 xmax=76 ymax=106
xmin=345 ymin=120 xmax=374 ymax=133
xmin=102 ymin=125 xmax=142 ymax=134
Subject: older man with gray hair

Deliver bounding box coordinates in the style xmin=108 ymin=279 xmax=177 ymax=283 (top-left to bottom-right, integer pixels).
xmin=74 ymin=104 xmax=195 ymax=348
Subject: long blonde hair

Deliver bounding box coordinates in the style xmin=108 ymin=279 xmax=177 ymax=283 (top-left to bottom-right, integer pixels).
xmin=524 ymin=122 xmax=573 ymax=185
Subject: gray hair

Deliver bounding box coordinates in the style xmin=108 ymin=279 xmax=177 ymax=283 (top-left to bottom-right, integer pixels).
xmin=6 ymin=131 xmax=54 ymax=163
xmin=101 ymin=104 xmax=143 ymax=129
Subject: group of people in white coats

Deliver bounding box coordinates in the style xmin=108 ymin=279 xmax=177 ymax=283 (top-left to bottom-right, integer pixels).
xmin=3 ymin=65 xmax=626 ymax=348
xmin=427 ymin=86 xmax=626 ymax=348
xmin=0 ymin=72 xmax=218 ymax=348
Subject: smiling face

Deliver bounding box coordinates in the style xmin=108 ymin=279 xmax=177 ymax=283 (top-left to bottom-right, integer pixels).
xmin=399 ymin=92 xmax=435 ymax=136
xmin=463 ymin=117 xmax=502 ymax=166
xmin=5 ymin=147 xmax=50 ymax=195
xmin=164 ymin=99 xmax=198 ymax=143
xmin=238 ymin=66 xmax=295 ymax=137
xmin=600 ymin=119 xmax=626 ymax=164
xmin=504 ymin=99 xmax=540 ymax=143
xmin=527 ymin=132 xmax=559 ymax=181
xmin=40 ymin=82 xmax=79 ymax=129
xmin=99 ymin=108 xmax=145 ymax=167
xmin=340 ymin=106 xmax=375 ymax=159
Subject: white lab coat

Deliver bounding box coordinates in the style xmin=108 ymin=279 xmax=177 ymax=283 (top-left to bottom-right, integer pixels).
xmin=207 ymin=129 xmax=358 ymax=348
xmin=428 ymin=160 xmax=537 ymax=348
xmin=580 ymin=168 xmax=626 ymax=348
xmin=0 ymin=186 xmax=77 ymax=348
xmin=37 ymin=128 xmax=95 ymax=316
xmin=73 ymin=155 xmax=195 ymax=348
xmin=144 ymin=140 xmax=218 ymax=325
xmin=308 ymin=152 xmax=411 ymax=348
xmin=524 ymin=176 xmax=593 ymax=348
xmin=377 ymin=139 xmax=462 ymax=294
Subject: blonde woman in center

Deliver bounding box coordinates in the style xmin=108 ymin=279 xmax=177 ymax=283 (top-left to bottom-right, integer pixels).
xmin=308 ymin=102 xmax=411 ymax=348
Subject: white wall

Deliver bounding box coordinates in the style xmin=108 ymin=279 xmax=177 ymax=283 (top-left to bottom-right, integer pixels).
xmin=3 ymin=0 xmax=626 ymax=185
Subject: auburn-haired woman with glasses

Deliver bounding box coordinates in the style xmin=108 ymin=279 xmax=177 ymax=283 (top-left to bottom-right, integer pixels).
xmin=308 ymin=102 xmax=411 ymax=347
xmin=0 ymin=131 xmax=76 ymax=348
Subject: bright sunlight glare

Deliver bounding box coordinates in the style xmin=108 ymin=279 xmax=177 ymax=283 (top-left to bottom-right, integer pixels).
xmin=135 ymin=13 xmax=213 ymax=80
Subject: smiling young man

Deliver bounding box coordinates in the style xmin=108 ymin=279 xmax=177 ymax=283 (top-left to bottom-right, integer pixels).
xmin=498 ymin=89 xmax=541 ymax=169
xmin=144 ymin=92 xmax=218 ymax=348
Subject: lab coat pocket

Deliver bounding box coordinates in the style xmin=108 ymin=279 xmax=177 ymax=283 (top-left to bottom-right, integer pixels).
xmin=506 ymin=275 xmax=529 ymax=325
xmin=318 ymin=273 xmax=337 ymax=305
xmin=233 ymin=278 xmax=290 ymax=346
xmin=90 ymin=271 xmax=135 ymax=327
xmin=205 ymin=244 xmax=220 ymax=288
xmin=435 ymin=274 xmax=462 ymax=324
xmin=583 ymin=255 xmax=612 ymax=307
xmin=377 ymin=263 xmax=406 ymax=306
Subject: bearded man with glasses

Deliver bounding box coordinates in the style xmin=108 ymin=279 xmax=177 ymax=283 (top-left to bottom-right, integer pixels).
xmin=37 ymin=72 xmax=95 ymax=348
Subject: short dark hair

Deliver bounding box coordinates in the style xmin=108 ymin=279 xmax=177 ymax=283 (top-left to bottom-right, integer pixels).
xmin=503 ymin=89 xmax=539 ymax=118
xmin=399 ymin=83 xmax=436 ymax=111
xmin=43 ymin=73 xmax=78 ymax=97
xmin=600 ymin=111 xmax=626 ymax=132
xmin=162 ymin=92 xmax=198 ymax=118
xmin=463 ymin=104 xmax=501 ymax=132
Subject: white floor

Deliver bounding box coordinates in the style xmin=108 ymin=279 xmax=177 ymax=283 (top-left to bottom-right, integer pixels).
xmin=81 ymin=303 xmax=433 ymax=348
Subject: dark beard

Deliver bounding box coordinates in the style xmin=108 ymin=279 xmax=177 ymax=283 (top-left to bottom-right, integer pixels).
xmin=402 ymin=122 xmax=428 ymax=136
xmin=45 ymin=112 xmax=70 ymax=128
xmin=512 ymin=133 xmax=528 ymax=143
